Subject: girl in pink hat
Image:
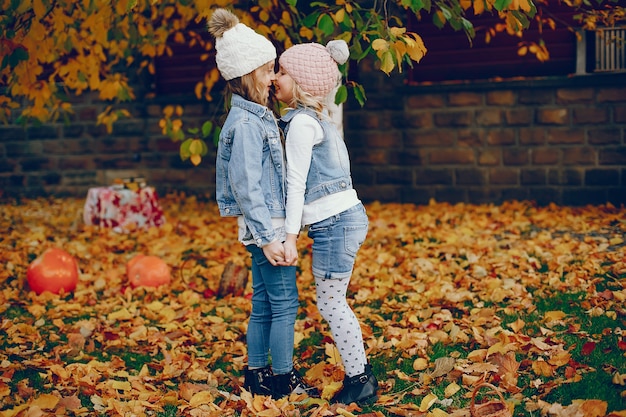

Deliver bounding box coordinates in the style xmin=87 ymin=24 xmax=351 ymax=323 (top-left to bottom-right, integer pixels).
xmin=274 ymin=40 xmax=379 ymax=405
xmin=208 ymin=8 xmax=317 ymax=400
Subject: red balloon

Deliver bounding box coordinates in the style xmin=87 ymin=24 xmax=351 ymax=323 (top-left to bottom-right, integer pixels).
xmin=27 ymin=248 xmax=79 ymax=295
xmin=126 ymin=254 xmax=171 ymax=288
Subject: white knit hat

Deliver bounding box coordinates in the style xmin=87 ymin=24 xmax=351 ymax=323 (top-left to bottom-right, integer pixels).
xmin=208 ymin=9 xmax=276 ymax=80
xmin=279 ymin=40 xmax=350 ymax=97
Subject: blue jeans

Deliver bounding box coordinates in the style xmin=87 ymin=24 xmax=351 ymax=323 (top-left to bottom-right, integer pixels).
xmin=307 ymin=203 xmax=369 ymax=279
xmin=245 ymin=244 xmax=299 ymax=375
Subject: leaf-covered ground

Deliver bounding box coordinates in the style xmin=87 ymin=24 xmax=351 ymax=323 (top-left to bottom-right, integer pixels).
xmin=1 ymin=196 xmax=625 ymax=417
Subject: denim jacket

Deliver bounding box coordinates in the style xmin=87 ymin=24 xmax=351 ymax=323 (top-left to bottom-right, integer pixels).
xmin=216 ymin=94 xmax=286 ymax=247
xmin=280 ymin=107 xmax=353 ymax=204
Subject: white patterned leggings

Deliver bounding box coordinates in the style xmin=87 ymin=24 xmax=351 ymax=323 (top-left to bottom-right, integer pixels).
xmin=315 ymin=276 xmax=367 ymax=378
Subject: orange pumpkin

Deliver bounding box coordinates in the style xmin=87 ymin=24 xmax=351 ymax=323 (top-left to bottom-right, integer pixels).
xmin=27 ymin=248 xmax=79 ymax=295
xmin=126 ymin=254 xmax=171 ymax=288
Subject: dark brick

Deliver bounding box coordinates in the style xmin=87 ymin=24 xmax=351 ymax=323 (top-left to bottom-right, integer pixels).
xmin=468 ymin=188 xmax=504 ymax=204
xmin=563 ymin=188 xmax=610 ymax=206
xmin=537 ymin=108 xmax=569 ymax=125
xmin=376 ymin=169 xmax=413 ymax=185
xmin=615 ymin=105 xmax=626 ymax=123
xmin=503 ymin=149 xmax=529 ymax=165
xmin=562 ymin=147 xmax=596 ymax=165
xmin=532 ymin=148 xmax=560 ymax=165
xmin=489 ymin=168 xmax=519 ymax=185
xmin=573 ymin=107 xmax=608 ymax=124
xmin=434 ymin=187 xmax=466 ymax=203
xmin=415 ymin=169 xmax=453 ymax=185
xmin=521 ymin=169 xmax=546 ymax=185
xmin=456 ymin=168 xmax=486 ymax=185
xmin=489 ymin=169 xmax=518 ymax=185
xmin=486 ymin=130 xmax=516 ymax=146
xmin=0 ymin=127 xmax=26 ymax=141
xmin=597 ymin=87 xmax=626 ymax=103
xmin=457 ymin=130 xmax=483 ymax=147
xmin=528 ymin=187 xmax=562 ymax=205
xmin=518 ymin=90 xmax=553 ymax=105
xmin=0 ymin=160 xmax=16 ymax=172
xmin=433 ymin=111 xmax=473 ymax=127
xmin=588 ymin=129 xmax=621 ymax=145
xmin=448 ymin=92 xmax=482 ymax=106
xmin=359 ymin=131 xmax=403 ymax=148
xmin=405 ymin=130 xmax=455 ymax=147
xmin=486 ymin=90 xmax=515 ymax=106
xmin=401 ymin=188 xmax=433 ymax=205
xmin=26 ymin=125 xmax=59 ymax=139
xmin=478 ymin=149 xmax=501 ymax=166
xmin=476 ymin=109 xmax=502 ymax=126
xmin=599 ymin=147 xmax=626 ymax=165
xmin=350 ymin=149 xmax=393 ymax=165
xmin=355 ymin=185 xmax=402 ymax=203
xmin=400 ymin=112 xmax=433 ymax=129
xmin=505 ymin=109 xmax=533 ymax=126
xmin=5 ymin=141 xmax=43 ymax=157
xmin=395 ymin=149 xmax=425 ymax=166
xmin=519 ymin=128 xmax=546 ymax=145
xmin=429 ymin=149 xmax=475 ymax=165
xmin=548 ymin=169 xmax=583 ymax=185
xmin=585 ymin=169 xmax=619 ymax=185
xmin=21 ymin=157 xmax=57 ymax=171
xmin=546 ymin=128 xmax=584 ymax=145
xmin=556 ymin=88 xmax=593 ymax=104
xmin=405 ymin=94 xmax=445 ymax=109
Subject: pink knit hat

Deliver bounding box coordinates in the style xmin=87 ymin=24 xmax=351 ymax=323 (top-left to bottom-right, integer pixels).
xmin=279 ymin=40 xmax=350 ymax=97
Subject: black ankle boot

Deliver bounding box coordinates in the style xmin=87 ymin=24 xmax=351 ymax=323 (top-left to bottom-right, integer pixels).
xmin=243 ymin=366 xmax=273 ymax=396
xmin=331 ymin=364 xmax=379 ymax=405
xmin=271 ymin=367 xmax=320 ymax=399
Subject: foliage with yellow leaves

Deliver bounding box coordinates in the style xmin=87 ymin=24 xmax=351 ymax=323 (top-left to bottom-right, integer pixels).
xmin=1 ymin=0 xmax=623 ymax=164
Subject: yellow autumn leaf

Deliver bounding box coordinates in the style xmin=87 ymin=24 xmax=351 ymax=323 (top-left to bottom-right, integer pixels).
xmin=413 ymin=357 xmax=429 ymax=371
xmin=337 ymin=408 xmax=357 ymax=417
xmin=532 ymin=359 xmax=554 ymax=377
xmin=372 ymin=38 xmax=389 ymax=52
xmin=325 ymin=343 xmax=341 ymax=364
xmin=379 ymin=50 xmax=395 ymax=74
xmin=578 ymin=399 xmax=608 ymax=417
xmin=429 ymin=408 xmax=449 ymax=417
xmin=108 ymin=308 xmax=133 ymax=321
xmin=110 ymin=380 xmax=132 ymax=391
xmin=190 ymin=154 xmax=202 ymax=166
xmin=31 ymin=393 xmax=59 ymax=410
xmin=444 ymin=382 xmax=460 ymax=398
xmin=189 ymin=391 xmax=215 ymax=407
xmin=544 ymin=310 xmax=567 ymax=322
xmin=321 ymin=380 xmax=342 ymax=400
xmin=390 ymin=26 xmax=406 ymax=36
xmin=420 ymin=393 xmax=438 ymax=412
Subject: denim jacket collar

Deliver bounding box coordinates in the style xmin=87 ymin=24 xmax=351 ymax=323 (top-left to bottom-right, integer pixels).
xmin=231 ymin=94 xmax=272 ymax=119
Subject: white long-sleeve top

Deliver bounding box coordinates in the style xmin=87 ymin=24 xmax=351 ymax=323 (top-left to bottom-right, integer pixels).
xmin=284 ymin=113 xmax=359 ymax=235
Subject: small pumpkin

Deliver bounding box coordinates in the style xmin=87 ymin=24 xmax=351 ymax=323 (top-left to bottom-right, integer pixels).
xmin=27 ymin=248 xmax=79 ymax=295
xmin=126 ymin=254 xmax=171 ymax=288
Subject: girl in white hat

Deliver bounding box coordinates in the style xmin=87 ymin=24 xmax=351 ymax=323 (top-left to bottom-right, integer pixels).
xmin=274 ymin=40 xmax=379 ymax=405
xmin=208 ymin=8 xmax=317 ymax=399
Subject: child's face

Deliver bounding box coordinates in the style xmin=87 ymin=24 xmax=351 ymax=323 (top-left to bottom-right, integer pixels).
xmin=273 ymin=65 xmax=295 ymax=105
xmin=255 ymin=61 xmax=276 ymax=103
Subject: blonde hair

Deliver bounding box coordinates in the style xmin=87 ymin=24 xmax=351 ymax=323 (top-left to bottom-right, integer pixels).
xmin=225 ymin=66 xmax=271 ymax=108
xmin=289 ymin=80 xmax=326 ymax=116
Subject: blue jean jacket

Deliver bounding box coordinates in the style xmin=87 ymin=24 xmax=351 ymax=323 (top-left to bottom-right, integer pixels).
xmin=280 ymin=107 xmax=353 ymax=204
xmin=216 ymin=94 xmax=286 ymax=247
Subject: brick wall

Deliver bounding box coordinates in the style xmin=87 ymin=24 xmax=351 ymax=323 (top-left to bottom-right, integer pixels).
xmin=1 ymin=72 xmax=625 ymax=206
xmin=344 ymin=70 xmax=626 ymax=206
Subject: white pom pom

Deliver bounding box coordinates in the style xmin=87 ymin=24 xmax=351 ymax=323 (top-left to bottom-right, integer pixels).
xmin=326 ymin=40 xmax=349 ymax=65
